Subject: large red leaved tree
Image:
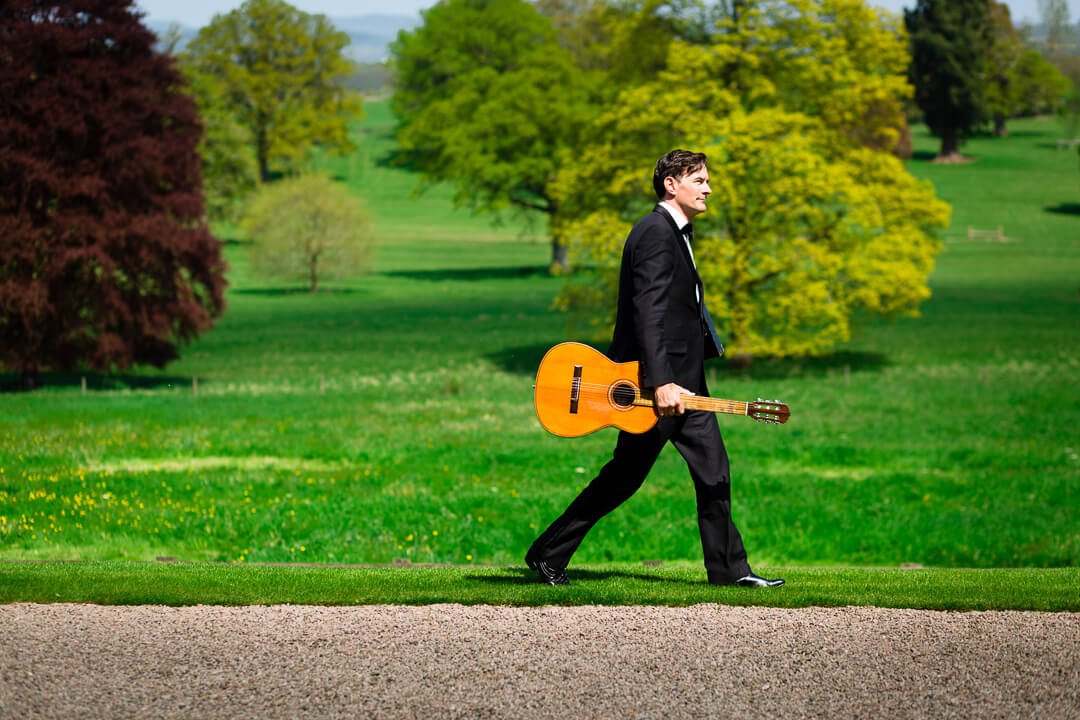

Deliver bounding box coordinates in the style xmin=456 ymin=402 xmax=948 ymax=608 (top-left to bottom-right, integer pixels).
xmin=0 ymin=0 xmax=226 ymax=387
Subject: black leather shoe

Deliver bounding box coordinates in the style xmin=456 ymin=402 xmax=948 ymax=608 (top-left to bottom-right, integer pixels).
xmin=526 ymin=555 xmax=569 ymax=585
xmin=735 ymin=572 xmax=785 ymax=588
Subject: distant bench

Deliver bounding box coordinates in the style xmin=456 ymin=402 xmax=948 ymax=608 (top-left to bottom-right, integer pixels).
xmin=966 ymin=226 xmax=1009 ymax=242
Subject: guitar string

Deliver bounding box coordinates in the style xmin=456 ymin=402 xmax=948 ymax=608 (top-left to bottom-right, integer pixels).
xmin=537 ymin=381 xmax=781 ymax=406
xmin=536 ymin=385 xmax=755 ymax=412
xmin=540 ymin=379 xmax=781 ymax=398
xmin=535 ymin=384 xmax=788 ymax=417
xmin=537 ymin=385 xmax=786 ymax=422
xmin=540 ymin=383 xmax=745 ymax=401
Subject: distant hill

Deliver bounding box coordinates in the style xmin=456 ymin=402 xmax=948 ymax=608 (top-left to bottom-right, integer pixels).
xmin=147 ymin=13 xmax=420 ymax=64
xmin=328 ymin=14 xmax=421 ymax=63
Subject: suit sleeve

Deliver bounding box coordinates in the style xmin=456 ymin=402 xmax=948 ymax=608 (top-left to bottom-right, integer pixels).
xmin=630 ymin=224 xmax=676 ymax=388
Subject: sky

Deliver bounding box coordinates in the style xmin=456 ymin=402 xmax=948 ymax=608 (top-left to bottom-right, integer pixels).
xmin=136 ymin=0 xmax=1058 ymax=29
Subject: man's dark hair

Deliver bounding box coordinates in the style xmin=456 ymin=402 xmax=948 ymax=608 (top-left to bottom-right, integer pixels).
xmin=653 ymin=149 xmax=707 ymax=199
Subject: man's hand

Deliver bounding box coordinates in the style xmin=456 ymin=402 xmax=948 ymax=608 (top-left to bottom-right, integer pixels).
xmin=654 ymin=382 xmax=693 ymax=416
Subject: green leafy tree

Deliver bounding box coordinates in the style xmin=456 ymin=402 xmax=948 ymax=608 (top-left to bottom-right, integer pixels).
xmin=183 ymin=68 xmax=259 ymax=223
xmin=185 ymin=0 xmax=361 ymax=182
xmin=906 ymin=0 xmax=995 ymax=160
xmin=241 ymin=175 xmax=373 ymax=292
xmin=983 ymin=1 xmax=1025 ymax=136
xmin=1010 ymin=48 xmax=1071 ymax=117
xmin=554 ymin=0 xmax=949 ymax=359
xmin=536 ymin=0 xmax=710 ymax=87
xmin=391 ymin=0 xmax=589 ymax=270
xmin=983 ymin=2 xmax=1069 ymax=136
xmin=1035 ymin=1 xmax=1080 ymax=140
xmin=554 ymin=0 xmax=919 ymax=229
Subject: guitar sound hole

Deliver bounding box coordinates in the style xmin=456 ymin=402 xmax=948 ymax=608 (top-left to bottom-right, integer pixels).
xmin=610 ymin=382 xmax=637 ymax=409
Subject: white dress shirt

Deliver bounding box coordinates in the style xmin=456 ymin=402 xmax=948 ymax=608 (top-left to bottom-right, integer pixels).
xmin=659 ymin=200 xmax=699 ymax=302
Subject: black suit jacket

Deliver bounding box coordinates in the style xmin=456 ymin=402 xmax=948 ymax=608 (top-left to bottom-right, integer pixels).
xmin=607 ymin=205 xmax=724 ymax=392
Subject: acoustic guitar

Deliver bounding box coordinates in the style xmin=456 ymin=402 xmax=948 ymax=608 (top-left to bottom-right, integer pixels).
xmin=533 ymin=342 xmax=790 ymax=437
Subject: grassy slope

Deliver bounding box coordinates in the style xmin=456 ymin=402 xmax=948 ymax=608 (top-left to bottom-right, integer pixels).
xmin=1 ymin=107 xmax=1077 ymax=577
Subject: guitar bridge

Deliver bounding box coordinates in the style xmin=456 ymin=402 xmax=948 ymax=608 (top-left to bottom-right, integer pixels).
xmin=569 ymin=365 xmax=583 ymax=414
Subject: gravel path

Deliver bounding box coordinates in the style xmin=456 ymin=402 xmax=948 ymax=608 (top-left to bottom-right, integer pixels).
xmin=1 ymin=603 xmax=1077 ymax=719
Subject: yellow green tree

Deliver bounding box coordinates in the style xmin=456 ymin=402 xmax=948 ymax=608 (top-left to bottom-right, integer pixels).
xmin=555 ymin=0 xmax=950 ymax=359
xmin=242 ymin=175 xmax=373 ymax=292
xmin=536 ymin=0 xmax=712 ymax=87
xmin=185 ymin=0 xmax=361 ymax=182
xmin=182 ymin=68 xmax=259 ymax=223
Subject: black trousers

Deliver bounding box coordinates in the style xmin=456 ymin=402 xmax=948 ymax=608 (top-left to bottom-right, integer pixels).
xmin=528 ymin=409 xmax=752 ymax=583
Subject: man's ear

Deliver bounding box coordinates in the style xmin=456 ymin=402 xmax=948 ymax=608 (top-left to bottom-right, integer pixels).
xmin=663 ymin=174 xmax=679 ymax=197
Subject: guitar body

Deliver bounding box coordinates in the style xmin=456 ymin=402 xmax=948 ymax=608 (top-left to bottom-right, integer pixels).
xmin=534 ymin=342 xmax=791 ymax=437
xmin=533 ymin=342 xmax=657 ymax=437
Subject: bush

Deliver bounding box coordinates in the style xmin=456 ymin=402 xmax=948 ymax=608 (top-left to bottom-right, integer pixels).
xmin=241 ymin=175 xmax=373 ymax=292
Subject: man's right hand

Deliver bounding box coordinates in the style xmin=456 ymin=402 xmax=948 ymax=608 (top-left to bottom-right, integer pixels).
xmin=654 ymin=382 xmax=692 ymax=416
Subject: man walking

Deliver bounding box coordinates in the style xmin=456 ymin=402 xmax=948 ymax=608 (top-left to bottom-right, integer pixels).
xmin=526 ymin=150 xmax=783 ymax=588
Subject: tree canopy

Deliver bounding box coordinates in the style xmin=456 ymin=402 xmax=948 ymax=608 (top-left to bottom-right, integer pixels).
xmin=241 ymin=174 xmax=373 ymax=293
xmin=0 ymin=0 xmax=226 ymax=387
xmin=983 ymin=2 xmax=1070 ymax=137
xmin=182 ymin=67 xmax=259 ymax=223
xmin=554 ymin=0 xmax=949 ymax=359
xmin=391 ymin=0 xmax=591 ymax=269
xmin=184 ymin=0 xmax=361 ymax=182
xmin=390 ymin=0 xmax=965 ymax=358
xmin=905 ymin=0 xmax=995 ymax=159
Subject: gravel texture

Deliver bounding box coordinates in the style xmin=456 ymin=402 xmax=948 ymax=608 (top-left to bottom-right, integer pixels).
xmin=1 ymin=603 xmax=1077 ymax=719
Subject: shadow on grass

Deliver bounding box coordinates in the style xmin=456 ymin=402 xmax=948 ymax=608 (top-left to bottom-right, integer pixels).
xmin=0 ymin=371 xmax=192 ymax=394
xmin=1000 ymin=130 xmax=1052 ymax=139
xmin=231 ymin=286 xmax=367 ymax=296
xmin=382 ymin=266 xmax=549 ymax=282
xmin=488 ymin=343 xmax=889 ymax=379
xmin=910 ymin=150 xmax=980 ymax=164
xmin=1035 ymin=142 xmax=1080 ymax=151
xmin=714 ymin=350 xmax=889 ymax=381
xmin=487 ymin=342 xmax=569 ymax=376
xmin=468 ymin=567 xmax=699 ymax=586
xmin=375 ymin=145 xmax=420 ymax=173
xmin=1046 ymin=203 xmax=1080 ymax=216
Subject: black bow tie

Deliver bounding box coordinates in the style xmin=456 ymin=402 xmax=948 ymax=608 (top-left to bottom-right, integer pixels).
xmin=683 ymin=224 xmax=693 ymax=243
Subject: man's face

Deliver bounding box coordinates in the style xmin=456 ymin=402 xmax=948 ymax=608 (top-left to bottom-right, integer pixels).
xmin=665 ymin=165 xmax=711 ymax=218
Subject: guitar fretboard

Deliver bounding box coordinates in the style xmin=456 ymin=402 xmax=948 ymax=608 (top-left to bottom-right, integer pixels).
xmin=633 ymin=395 xmax=749 ymax=417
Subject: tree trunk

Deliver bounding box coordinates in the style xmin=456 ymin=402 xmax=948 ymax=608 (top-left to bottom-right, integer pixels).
xmin=939 ymin=126 xmax=959 ymax=159
xmin=994 ymin=114 xmax=1008 ymax=138
xmin=726 ymin=352 xmax=754 ymax=369
xmin=257 ymin=127 xmax=271 ymax=183
xmin=309 ymin=256 xmax=318 ymax=293
xmin=550 ymin=238 xmax=569 ymax=274
xmin=20 ymin=367 xmax=40 ymax=390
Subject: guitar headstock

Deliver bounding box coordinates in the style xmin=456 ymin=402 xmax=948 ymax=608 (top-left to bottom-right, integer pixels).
xmin=747 ymin=399 xmax=790 ymax=425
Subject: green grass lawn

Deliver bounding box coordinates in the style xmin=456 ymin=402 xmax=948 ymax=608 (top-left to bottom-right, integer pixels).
xmin=1 ymin=106 xmax=1077 ymax=587
xmin=2 ymin=561 xmax=1076 ymax=611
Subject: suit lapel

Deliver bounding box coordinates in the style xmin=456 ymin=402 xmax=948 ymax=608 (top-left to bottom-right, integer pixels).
xmin=653 ymin=205 xmax=697 ymax=277
xmin=653 ymin=206 xmax=725 ymax=358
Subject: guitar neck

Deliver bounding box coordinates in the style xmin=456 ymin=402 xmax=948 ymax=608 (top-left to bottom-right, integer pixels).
xmin=633 ymin=394 xmax=749 ymax=417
